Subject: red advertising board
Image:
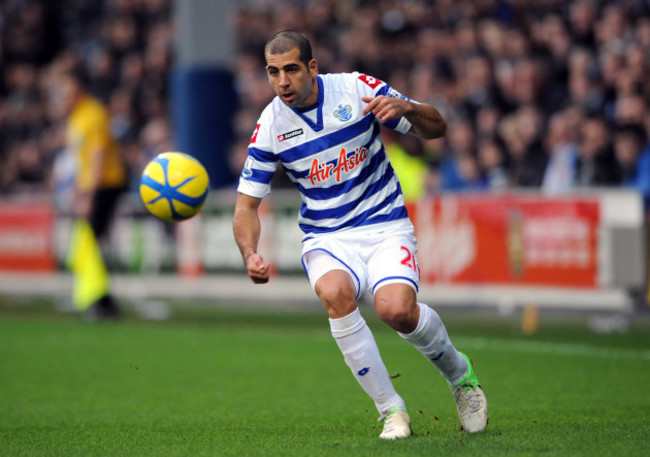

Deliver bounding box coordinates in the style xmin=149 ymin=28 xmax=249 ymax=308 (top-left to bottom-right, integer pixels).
xmin=0 ymin=201 xmax=56 ymax=271
xmin=408 ymin=194 xmax=600 ymax=288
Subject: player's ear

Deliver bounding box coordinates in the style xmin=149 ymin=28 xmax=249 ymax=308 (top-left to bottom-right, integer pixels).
xmin=308 ymin=59 xmax=318 ymax=77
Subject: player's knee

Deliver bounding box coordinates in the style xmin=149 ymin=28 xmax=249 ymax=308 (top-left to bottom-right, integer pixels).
xmin=376 ymin=303 xmax=416 ymax=332
xmin=316 ymin=278 xmax=357 ymax=318
xmin=374 ymin=287 xmax=418 ymax=333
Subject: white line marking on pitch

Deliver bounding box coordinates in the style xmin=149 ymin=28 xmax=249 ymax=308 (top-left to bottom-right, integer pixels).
xmin=455 ymin=337 xmax=650 ymax=361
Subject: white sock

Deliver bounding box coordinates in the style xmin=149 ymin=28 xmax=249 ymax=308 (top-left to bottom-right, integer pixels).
xmin=330 ymin=308 xmax=406 ymax=413
xmin=398 ymin=303 xmax=468 ymax=386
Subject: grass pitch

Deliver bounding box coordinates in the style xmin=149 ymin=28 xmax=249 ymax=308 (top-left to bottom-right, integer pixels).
xmin=1 ymin=298 xmax=649 ymax=456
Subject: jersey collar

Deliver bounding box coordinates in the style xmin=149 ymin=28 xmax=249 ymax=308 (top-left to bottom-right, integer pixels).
xmin=290 ymin=76 xmax=324 ymax=132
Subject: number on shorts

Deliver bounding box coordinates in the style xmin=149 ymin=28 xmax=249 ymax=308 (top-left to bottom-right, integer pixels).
xmin=400 ymin=246 xmax=418 ymax=273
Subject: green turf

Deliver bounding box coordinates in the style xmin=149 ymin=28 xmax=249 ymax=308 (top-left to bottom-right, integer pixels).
xmin=1 ymin=299 xmax=649 ymax=456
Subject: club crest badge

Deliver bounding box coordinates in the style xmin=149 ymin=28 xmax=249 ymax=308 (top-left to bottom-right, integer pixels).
xmin=242 ymin=157 xmax=254 ymax=178
xmin=333 ymin=104 xmax=352 ymax=122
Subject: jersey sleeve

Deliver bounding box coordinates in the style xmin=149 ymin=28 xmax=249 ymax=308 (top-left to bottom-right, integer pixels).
xmin=355 ymin=72 xmax=414 ymax=134
xmin=237 ymin=120 xmax=278 ymax=198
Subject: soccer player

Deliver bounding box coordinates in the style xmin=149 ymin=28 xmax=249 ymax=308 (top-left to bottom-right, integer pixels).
xmin=233 ymin=30 xmax=487 ymax=438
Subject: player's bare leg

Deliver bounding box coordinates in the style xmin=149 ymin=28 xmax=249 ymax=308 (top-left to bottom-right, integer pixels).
xmin=315 ymin=269 xmax=357 ymax=319
xmin=374 ymin=284 xmax=488 ymax=433
xmin=373 ymin=283 xmax=419 ymax=333
xmin=316 ymin=270 xmax=411 ymax=439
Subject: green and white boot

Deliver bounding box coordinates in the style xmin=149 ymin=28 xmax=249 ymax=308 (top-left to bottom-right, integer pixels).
xmin=378 ymin=407 xmax=412 ymax=439
xmin=451 ymin=353 xmax=488 ymax=433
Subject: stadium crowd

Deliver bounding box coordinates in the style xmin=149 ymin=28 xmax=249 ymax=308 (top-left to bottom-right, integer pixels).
xmin=0 ymin=0 xmax=173 ymax=197
xmin=2 ymin=0 xmax=650 ymax=206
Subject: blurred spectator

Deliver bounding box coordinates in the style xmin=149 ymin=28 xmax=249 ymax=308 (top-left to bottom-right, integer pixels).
xmin=2 ymin=0 xmax=650 ymax=202
xmin=475 ymin=105 xmax=502 ymax=140
xmin=458 ymin=54 xmax=500 ymax=121
xmin=569 ymin=0 xmax=598 ymax=48
xmin=542 ymin=110 xmax=579 ymax=194
xmin=614 ymin=123 xmax=650 ymax=207
xmin=477 ymin=137 xmax=508 ymax=191
xmin=436 ymin=119 xmax=482 ymax=191
xmin=1 ymin=139 xmax=48 ymax=194
xmin=1 ymin=0 xmax=172 ymax=196
xmin=575 ymin=116 xmax=620 ymax=186
xmin=615 ymin=93 xmax=647 ymax=125
xmin=502 ymin=105 xmax=548 ymax=187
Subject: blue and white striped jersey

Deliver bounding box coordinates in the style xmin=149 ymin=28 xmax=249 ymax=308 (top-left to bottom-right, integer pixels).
xmin=237 ymin=72 xmax=414 ymax=238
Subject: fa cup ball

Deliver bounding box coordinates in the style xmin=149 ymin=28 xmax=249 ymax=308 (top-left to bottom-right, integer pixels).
xmin=139 ymin=152 xmax=209 ymax=222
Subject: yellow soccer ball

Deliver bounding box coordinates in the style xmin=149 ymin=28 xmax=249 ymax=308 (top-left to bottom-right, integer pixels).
xmin=139 ymin=152 xmax=209 ymax=222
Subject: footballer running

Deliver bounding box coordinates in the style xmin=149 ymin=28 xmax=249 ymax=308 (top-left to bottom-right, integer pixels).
xmin=233 ymin=30 xmax=488 ymax=439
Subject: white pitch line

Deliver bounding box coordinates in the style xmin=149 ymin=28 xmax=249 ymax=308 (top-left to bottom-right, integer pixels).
xmin=455 ymin=337 xmax=650 ymax=361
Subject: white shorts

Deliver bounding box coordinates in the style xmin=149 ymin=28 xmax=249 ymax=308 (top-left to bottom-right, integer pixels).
xmin=301 ymin=220 xmax=420 ymax=299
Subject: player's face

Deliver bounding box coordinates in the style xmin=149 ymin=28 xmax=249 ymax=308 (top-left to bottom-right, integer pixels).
xmin=265 ymin=47 xmax=318 ymax=108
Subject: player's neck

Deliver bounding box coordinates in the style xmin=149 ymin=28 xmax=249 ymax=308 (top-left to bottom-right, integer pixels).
xmin=298 ymin=78 xmax=319 ymax=109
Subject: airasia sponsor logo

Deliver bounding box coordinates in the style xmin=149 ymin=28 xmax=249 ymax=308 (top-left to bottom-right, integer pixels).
xmin=307 ymin=147 xmax=368 ymax=185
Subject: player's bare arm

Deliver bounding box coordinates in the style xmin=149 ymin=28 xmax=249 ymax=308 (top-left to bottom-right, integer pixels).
xmin=233 ymin=193 xmax=270 ymax=284
xmin=361 ymin=96 xmax=447 ymax=140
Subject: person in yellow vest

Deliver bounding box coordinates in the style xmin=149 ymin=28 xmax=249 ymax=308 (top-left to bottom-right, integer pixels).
xmin=58 ymin=71 xmax=127 ymax=320
xmin=383 ymin=129 xmax=430 ymax=203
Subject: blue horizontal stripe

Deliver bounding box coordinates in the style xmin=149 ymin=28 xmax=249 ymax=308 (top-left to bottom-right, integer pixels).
xmin=299 ymin=165 xmax=396 ymax=221
xmin=361 ymin=205 xmax=408 ymax=226
xmin=279 ymin=115 xmax=374 ymax=163
xmin=375 ymin=85 xmax=390 ymax=97
xmin=383 ymin=118 xmax=400 ymax=130
xmin=242 ymin=168 xmax=274 ymax=184
xmin=372 ymin=276 xmax=419 ymax=294
xmin=300 ymin=205 xmax=408 ymax=235
xmin=248 ymin=147 xmax=276 ymax=163
xmin=299 ymin=191 xmax=407 ymax=234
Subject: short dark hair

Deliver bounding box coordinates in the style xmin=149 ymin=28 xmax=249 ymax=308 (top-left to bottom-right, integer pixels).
xmin=615 ymin=123 xmax=647 ymax=147
xmin=265 ymin=30 xmax=313 ymax=67
xmin=60 ymin=67 xmax=89 ymax=90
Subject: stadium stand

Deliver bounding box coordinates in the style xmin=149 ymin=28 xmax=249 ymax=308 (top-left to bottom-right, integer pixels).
xmin=0 ymin=0 xmax=649 ymax=201
xmin=0 ymin=0 xmax=173 ymax=195
xmin=0 ymin=0 xmax=648 ymax=313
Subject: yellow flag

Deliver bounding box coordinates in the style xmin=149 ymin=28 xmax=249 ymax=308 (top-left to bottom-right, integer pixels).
xmin=66 ymin=220 xmax=110 ymax=310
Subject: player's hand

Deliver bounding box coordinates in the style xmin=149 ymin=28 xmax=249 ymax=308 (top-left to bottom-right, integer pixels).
xmin=245 ymin=253 xmax=270 ymax=284
xmin=362 ymin=95 xmax=410 ymax=123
